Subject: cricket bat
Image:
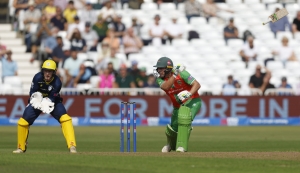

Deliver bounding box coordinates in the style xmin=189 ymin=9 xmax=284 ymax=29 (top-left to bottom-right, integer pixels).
xmin=262 ymin=8 xmax=289 ymax=25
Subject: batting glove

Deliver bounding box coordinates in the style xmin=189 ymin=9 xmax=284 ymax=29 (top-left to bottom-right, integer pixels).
xmin=172 ymin=64 xmax=186 ymax=77
xmin=177 ymin=90 xmax=192 ymax=102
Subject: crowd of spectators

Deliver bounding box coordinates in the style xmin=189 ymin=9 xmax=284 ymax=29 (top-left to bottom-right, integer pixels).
xmin=8 ymin=0 xmax=300 ymax=94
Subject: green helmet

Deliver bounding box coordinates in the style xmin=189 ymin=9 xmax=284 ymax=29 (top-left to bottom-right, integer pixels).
xmin=153 ymin=57 xmax=173 ymax=69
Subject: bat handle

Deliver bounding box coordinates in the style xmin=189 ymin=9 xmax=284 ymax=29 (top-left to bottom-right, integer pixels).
xmin=262 ymin=20 xmax=271 ymax=25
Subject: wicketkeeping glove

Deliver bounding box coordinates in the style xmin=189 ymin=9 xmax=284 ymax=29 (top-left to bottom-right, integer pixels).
xmin=177 ymin=90 xmax=192 ymax=102
xmin=30 ymin=92 xmax=43 ymax=109
xmin=40 ymin=97 xmax=54 ymax=114
xmin=172 ymin=64 xmax=186 ymax=76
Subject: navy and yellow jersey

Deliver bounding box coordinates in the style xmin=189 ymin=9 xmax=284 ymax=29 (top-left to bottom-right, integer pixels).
xmin=29 ymin=72 xmax=62 ymax=103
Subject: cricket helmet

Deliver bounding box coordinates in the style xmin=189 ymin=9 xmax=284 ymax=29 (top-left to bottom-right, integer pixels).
xmin=153 ymin=57 xmax=173 ymax=69
xmin=42 ymin=59 xmax=57 ymax=71
xmin=153 ymin=57 xmax=173 ymax=78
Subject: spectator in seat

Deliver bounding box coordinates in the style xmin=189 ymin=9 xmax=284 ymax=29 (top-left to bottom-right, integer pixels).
xmin=249 ymin=64 xmax=270 ymax=89
xmin=135 ymin=67 xmax=148 ymax=88
xmin=13 ymin=0 xmax=29 ymax=15
xmin=144 ymin=74 xmax=159 ymax=88
xmin=63 ymin=0 xmax=77 ymax=24
xmin=184 ymin=0 xmax=203 ymax=23
xmin=29 ymin=14 xmax=52 ymax=63
xmin=101 ymin=47 xmax=124 ymax=71
xmin=23 ymin=1 xmax=41 ymax=33
xmin=99 ymin=0 xmax=116 ymax=22
xmin=80 ymin=2 xmax=97 ymax=25
xmin=92 ymin=15 xmax=109 ymax=43
xmin=69 ymin=28 xmax=87 ymax=52
xmin=43 ymin=27 xmax=59 ymax=58
xmin=267 ymin=36 xmax=297 ymax=66
xmin=277 ymin=76 xmax=293 ymax=96
xmin=73 ymin=63 xmax=92 ymax=87
xmin=52 ymin=36 xmax=65 ymax=66
xmin=54 ymin=0 xmax=68 ymax=11
xmin=131 ymin=16 xmax=143 ymax=38
xmin=127 ymin=60 xmax=140 ymax=81
xmin=223 ymin=17 xmax=239 ymax=44
xmin=98 ymin=67 xmax=115 ymax=89
xmin=63 ymin=50 xmax=84 ymax=87
xmin=107 ymin=62 xmax=118 ymax=78
xmin=260 ymin=72 xmax=275 ymax=95
xmin=67 ymin=16 xmax=85 ymax=38
xmin=113 ymin=64 xmax=136 ymax=88
xmin=292 ymin=11 xmax=300 ymax=34
xmin=239 ymin=36 xmax=258 ymax=65
xmin=149 ymin=14 xmax=166 ymax=46
xmin=123 ymin=27 xmax=143 ymax=60
xmin=109 ymin=15 xmax=126 ymax=40
xmin=23 ymin=1 xmax=41 ymax=52
xmin=35 ymin=0 xmax=48 ymax=11
xmin=44 ymin=0 xmax=56 ymax=21
xmin=82 ymin=22 xmax=99 ymax=52
xmin=270 ymin=8 xmax=291 ymax=37
xmin=96 ymin=41 xmax=111 ymax=71
xmin=221 ymin=75 xmax=240 ymax=96
xmin=102 ymin=29 xmax=120 ymax=50
xmin=74 ymin=0 xmax=86 ymax=10
xmin=50 ymin=7 xmax=68 ymax=31
xmin=202 ymin=0 xmax=233 ymax=22
xmin=165 ymin=14 xmax=184 ymax=44
xmin=0 ymin=50 xmax=18 ymax=79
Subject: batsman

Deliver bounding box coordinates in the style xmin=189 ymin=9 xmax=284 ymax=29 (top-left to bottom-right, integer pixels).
xmin=13 ymin=59 xmax=77 ymax=153
xmin=153 ymin=57 xmax=201 ymax=152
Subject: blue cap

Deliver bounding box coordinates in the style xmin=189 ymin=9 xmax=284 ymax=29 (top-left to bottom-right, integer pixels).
xmin=132 ymin=60 xmax=138 ymax=65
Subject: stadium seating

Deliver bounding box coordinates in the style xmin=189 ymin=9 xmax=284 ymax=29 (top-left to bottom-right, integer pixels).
xmin=3 ymin=0 xmax=300 ymax=95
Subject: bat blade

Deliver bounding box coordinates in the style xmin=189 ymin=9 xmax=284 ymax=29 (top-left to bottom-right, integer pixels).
xmin=263 ymin=8 xmax=289 ymax=25
xmin=269 ymin=8 xmax=289 ymax=22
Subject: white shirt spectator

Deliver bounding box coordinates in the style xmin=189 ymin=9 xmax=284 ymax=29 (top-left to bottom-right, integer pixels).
xmin=82 ymin=29 xmax=99 ymax=50
xmin=99 ymin=6 xmax=116 ymax=20
xmin=275 ymin=46 xmax=293 ymax=62
xmin=165 ymin=23 xmax=183 ymax=38
xmin=68 ymin=22 xmax=85 ymax=35
xmin=241 ymin=43 xmax=259 ymax=61
xmin=101 ymin=56 xmax=124 ymax=72
xmin=80 ymin=8 xmax=97 ymax=24
xmin=23 ymin=7 xmax=41 ymax=32
xmin=149 ymin=24 xmax=165 ymax=37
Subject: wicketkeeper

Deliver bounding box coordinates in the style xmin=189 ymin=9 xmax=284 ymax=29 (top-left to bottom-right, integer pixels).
xmin=13 ymin=60 xmax=77 ymax=153
xmin=153 ymin=57 xmax=201 ymax=152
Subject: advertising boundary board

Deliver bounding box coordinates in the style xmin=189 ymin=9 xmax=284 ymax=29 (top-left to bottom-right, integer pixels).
xmin=0 ymin=117 xmax=299 ymax=126
xmin=0 ymin=96 xmax=299 ymax=119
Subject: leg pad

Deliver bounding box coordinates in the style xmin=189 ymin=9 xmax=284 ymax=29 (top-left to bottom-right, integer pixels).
xmin=176 ymin=106 xmax=192 ymax=152
xmin=165 ymin=124 xmax=177 ymax=151
xmin=17 ymin=118 xmax=29 ymax=151
xmin=59 ymin=114 xmax=76 ymax=148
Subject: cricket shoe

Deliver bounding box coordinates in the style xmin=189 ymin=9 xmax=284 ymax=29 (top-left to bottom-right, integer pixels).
xmin=176 ymin=147 xmax=185 ymax=152
xmin=70 ymin=146 xmax=77 ymax=153
xmin=12 ymin=148 xmax=25 ymax=154
xmin=161 ymin=145 xmax=171 ymax=153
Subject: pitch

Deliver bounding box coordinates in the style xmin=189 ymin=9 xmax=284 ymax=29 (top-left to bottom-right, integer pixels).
xmin=1 ymin=126 xmax=300 ymax=173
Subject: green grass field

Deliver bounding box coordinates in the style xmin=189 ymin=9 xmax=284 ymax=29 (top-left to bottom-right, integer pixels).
xmin=1 ymin=126 xmax=300 ymax=173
